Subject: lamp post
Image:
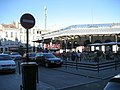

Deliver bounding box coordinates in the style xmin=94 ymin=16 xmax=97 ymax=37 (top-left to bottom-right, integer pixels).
xmin=115 ymin=34 xmax=118 ymax=53
xmin=44 ymin=6 xmax=47 ymax=30
xmin=42 ymin=37 xmax=44 ymax=50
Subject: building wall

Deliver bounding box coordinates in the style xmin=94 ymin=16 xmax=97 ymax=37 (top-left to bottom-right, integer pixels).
xmin=0 ymin=22 xmax=43 ymax=52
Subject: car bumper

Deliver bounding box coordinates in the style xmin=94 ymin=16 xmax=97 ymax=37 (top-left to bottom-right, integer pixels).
xmin=48 ymin=62 xmax=62 ymax=66
xmin=0 ymin=68 xmax=16 ymax=73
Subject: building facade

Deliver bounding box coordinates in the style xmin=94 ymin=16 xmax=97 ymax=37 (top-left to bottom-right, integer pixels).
xmin=0 ymin=22 xmax=43 ymax=52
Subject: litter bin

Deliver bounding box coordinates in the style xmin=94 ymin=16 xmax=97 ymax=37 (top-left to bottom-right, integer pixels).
xmin=21 ymin=62 xmax=38 ymax=90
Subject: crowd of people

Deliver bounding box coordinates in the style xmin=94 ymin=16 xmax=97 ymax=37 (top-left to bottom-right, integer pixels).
xmin=39 ymin=47 xmax=120 ymax=63
xmin=54 ymin=50 xmax=120 ymax=63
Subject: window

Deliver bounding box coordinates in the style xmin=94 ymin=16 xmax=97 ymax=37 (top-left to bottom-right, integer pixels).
xmin=39 ymin=31 xmax=41 ymax=34
xmin=11 ymin=32 xmax=13 ymax=37
xmin=6 ymin=32 xmax=8 ymax=37
xmin=37 ymin=31 xmax=39 ymax=34
xmin=15 ymin=32 xmax=17 ymax=37
xmin=20 ymin=35 xmax=22 ymax=42
xmin=37 ymin=31 xmax=41 ymax=34
xmin=33 ymin=29 xmax=35 ymax=34
xmin=20 ymin=28 xmax=23 ymax=33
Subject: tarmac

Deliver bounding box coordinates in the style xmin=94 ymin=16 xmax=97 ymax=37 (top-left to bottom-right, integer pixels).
xmin=37 ymin=61 xmax=120 ymax=90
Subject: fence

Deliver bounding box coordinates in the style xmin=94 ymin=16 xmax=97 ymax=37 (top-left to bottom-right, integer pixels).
xmin=63 ymin=58 xmax=120 ymax=72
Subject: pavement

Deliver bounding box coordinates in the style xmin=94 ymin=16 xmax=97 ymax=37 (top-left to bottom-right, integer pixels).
xmin=0 ymin=60 xmax=119 ymax=90
xmin=37 ymin=82 xmax=55 ymax=90
xmin=54 ymin=66 xmax=120 ymax=80
xmin=37 ymin=61 xmax=120 ymax=90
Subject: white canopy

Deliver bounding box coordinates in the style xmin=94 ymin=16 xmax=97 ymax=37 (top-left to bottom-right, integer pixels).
xmin=42 ymin=23 xmax=120 ymax=39
xmin=88 ymin=42 xmax=120 ymax=46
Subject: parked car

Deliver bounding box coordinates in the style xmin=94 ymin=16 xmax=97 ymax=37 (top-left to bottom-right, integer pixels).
xmin=35 ymin=53 xmax=63 ymax=67
xmin=104 ymin=74 xmax=120 ymax=90
xmin=10 ymin=52 xmax=22 ymax=61
xmin=0 ymin=54 xmax=16 ymax=73
xmin=23 ymin=52 xmax=36 ymax=62
xmin=2 ymin=51 xmax=12 ymax=55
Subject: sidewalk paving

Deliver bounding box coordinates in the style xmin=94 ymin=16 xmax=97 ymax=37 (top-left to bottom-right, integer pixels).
xmin=37 ymin=67 xmax=120 ymax=90
xmin=37 ymin=60 xmax=120 ymax=90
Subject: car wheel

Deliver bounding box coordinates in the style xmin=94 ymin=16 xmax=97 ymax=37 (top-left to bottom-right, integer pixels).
xmin=45 ymin=63 xmax=49 ymax=68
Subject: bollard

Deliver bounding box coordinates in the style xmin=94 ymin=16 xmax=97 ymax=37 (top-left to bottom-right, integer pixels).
xmin=21 ymin=62 xmax=38 ymax=90
xmin=18 ymin=61 xmax=21 ymax=74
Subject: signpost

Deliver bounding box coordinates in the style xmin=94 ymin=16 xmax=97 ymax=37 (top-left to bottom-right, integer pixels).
xmin=20 ymin=13 xmax=35 ymax=62
xmin=20 ymin=13 xmax=38 ymax=90
xmin=20 ymin=13 xmax=35 ymax=29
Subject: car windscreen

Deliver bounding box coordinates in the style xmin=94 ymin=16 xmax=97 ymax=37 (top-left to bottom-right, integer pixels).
xmin=44 ymin=54 xmax=56 ymax=58
xmin=0 ymin=55 xmax=12 ymax=60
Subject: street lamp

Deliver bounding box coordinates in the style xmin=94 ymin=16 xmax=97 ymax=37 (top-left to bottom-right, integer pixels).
xmin=42 ymin=37 xmax=44 ymax=50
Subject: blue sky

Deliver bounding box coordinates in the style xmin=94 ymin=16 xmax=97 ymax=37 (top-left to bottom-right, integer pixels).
xmin=0 ymin=0 xmax=120 ymax=29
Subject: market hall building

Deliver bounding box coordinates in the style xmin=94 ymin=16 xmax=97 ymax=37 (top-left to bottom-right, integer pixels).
xmin=35 ymin=23 xmax=120 ymax=53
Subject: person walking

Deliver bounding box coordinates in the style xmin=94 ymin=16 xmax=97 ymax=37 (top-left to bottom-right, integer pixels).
xmin=72 ymin=51 xmax=77 ymax=61
xmin=77 ymin=50 xmax=81 ymax=62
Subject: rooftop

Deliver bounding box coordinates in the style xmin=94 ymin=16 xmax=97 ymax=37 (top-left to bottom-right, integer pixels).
xmin=42 ymin=23 xmax=120 ymax=37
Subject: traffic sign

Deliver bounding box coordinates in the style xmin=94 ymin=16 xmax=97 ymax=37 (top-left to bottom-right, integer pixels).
xmin=20 ymin=13 xmax=35 ymax=29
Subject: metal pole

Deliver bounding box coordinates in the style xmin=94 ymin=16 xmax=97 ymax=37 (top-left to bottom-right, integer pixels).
xmin=18 ymin=61 xmax=21 ymax=74
xmin=65 ymin=36 xmax=67 ymax=52
xmin=115 ymin=34 xmax=118 ymax=53
xmin=44 ymin=6 xmax=47 ymax=30
xmin=26 ymin=29 xmax=29 ymax=62
xmin=97 ymin=58 xmax=99 ymax=73
xmin=114 ymin=55 xmax=117 ymax=70
xmin=42 ymin=37 xmax=44 ymax=50
xmin=76 ymin=57 xmax=78 ymax=70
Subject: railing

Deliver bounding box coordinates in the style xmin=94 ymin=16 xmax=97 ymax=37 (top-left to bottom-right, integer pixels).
xmin=63 ymin=58 xmax=120 ymax=72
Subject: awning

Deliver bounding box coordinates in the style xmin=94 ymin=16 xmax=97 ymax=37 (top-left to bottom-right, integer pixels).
xmin=88 ymin=42 xmax=120 ymax=46
xmin=33 ymin=38 xmax=51 ymax=44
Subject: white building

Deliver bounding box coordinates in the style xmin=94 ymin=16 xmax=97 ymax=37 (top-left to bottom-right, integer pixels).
xmin=0 ymin=22 xmax=45 ymax=52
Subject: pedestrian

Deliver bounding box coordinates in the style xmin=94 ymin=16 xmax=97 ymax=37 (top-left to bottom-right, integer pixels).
xmin=44 ymin=48 xmax=48 ymax=53
xmin=62 ymin=51 xmax=67 ymax=61
xmin=72 ymin=51 xmax=77 ymax=61
xmin=77 ymin=50 xmax=81 ymax=61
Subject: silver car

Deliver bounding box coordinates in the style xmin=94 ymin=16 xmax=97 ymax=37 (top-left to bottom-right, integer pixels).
xmin=10 ymin=52 xmax=22 ymax=61
xmin=104 ymin=74 xmax=120 ymax=90
xmin=0 ymin=54 xmax=16 ymax=73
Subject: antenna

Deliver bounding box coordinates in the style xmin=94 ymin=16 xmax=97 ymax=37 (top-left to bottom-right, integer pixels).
xmin=91 ymin=8 xmax=94 ymax=25
xmin=44 ymin=1 xmax=47 ymax=30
